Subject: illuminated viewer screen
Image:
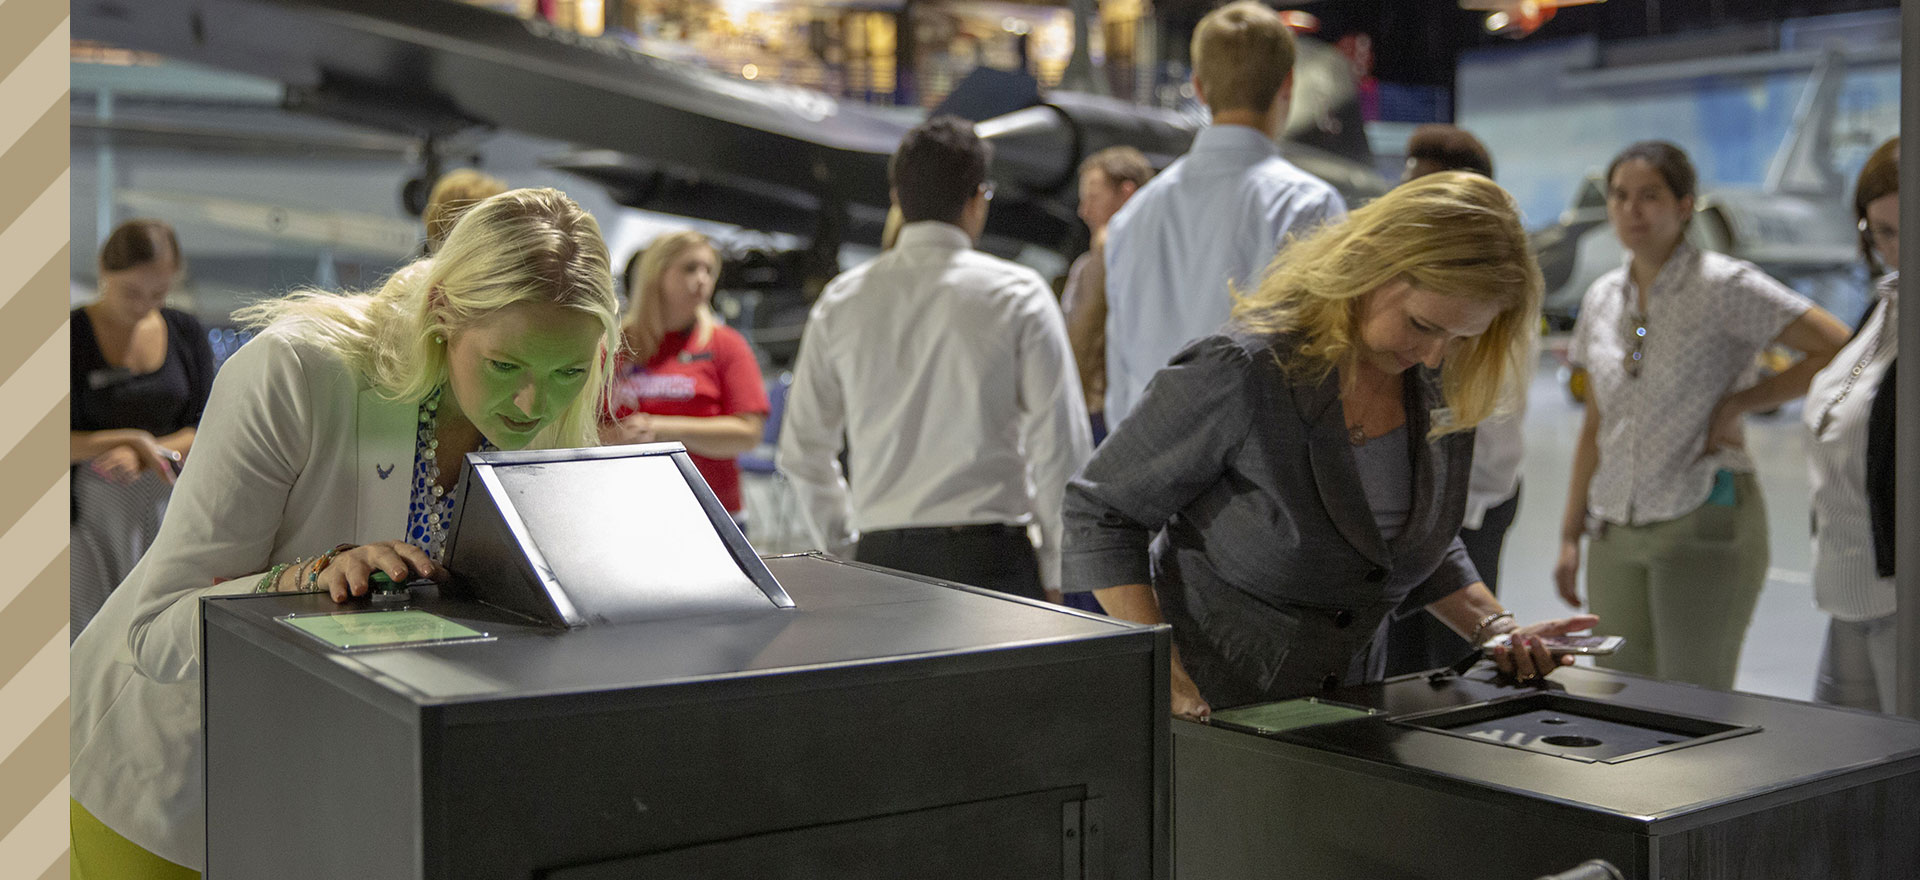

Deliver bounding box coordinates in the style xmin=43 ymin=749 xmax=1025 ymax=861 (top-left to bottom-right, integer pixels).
xmin=448 ymin=447 xmax=791 ymax=627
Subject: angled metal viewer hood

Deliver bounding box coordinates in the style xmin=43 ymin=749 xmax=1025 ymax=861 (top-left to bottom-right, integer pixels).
xmin=444 ymin=443 xmax=793 ymax=628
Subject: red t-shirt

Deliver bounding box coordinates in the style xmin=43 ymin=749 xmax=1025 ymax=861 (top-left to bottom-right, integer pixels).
xmin=606 ymin=325 xmax=770 ymax=512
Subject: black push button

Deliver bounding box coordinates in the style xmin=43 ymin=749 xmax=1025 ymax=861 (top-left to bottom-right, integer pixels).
xmin=1321 ymin=673 xmax=1340 ymax=690
xmin=1332 ymin=609 xmax=1354 ymax=629
xmin=1364 ymin=566 xmax=1388 ymax=583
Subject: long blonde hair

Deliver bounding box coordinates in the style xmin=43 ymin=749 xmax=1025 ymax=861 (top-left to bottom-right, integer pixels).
xmin=235 ymin=187 xmax=620 ymax=449
xmin=621 ymin=230 xmax=718 ymax=363
xmin=1231 ymin=171 xmax=1542 ymax=434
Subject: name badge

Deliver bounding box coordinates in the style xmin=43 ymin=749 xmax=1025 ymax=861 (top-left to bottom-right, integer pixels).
xmin=87 ymin=367 xmax=134 ymax=390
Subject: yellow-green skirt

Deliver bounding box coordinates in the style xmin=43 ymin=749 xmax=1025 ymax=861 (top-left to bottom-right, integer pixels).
xmin=70 ymin=799 xmax=199 ymax=880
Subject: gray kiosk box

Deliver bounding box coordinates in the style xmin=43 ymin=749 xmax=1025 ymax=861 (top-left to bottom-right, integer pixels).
xmin=202 ymin=445 xmax=1168 ymax=878
xmin=1174 ymin=666 xmax=1920 ymax=879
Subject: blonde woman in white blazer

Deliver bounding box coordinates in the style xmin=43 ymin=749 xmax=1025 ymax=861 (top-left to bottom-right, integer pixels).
xmin=70 ymin=188 xmax=621 ymax=879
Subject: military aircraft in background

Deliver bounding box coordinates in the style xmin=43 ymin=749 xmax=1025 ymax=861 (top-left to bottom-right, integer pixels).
xmin=1531 ymin=47 xmax=1865 ymax=330
xmin=73 ymin=0 xmax=1387 ymax=271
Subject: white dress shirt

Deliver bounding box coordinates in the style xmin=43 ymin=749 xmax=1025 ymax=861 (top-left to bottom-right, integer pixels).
xmin=1568 ymin=243 xmax=1810 ymax=525
xmin=1463 ymin=339 xmax=1537 ymax=529
xmin=777 ymin=221 xmax=1093 ymax=589
xmin=72 ymin=325 xmax=421 ymax=868
xmin=1102 ymin=123 xmax=1346 ymax=427
xmin=1804 ymin=276 xmax=1898 ymax=620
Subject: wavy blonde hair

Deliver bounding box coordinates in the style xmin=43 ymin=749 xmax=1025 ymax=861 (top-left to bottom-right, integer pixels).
xmin=1231 ymin=171 xmax=1542 ymax=435
xmin=235 ymin=187 xmax=619 ymax=449
xmin=621 ymin=229 xmax=718 ymax=363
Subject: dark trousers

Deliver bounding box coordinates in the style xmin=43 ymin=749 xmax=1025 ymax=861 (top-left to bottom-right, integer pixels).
xmin=854 ymin=523 xmax=1046 ymax=602
xmin=1382 ymin=486 xmax=1522 ymax=676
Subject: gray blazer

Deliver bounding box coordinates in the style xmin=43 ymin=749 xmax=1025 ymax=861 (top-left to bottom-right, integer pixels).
xmin=1062 ymin=332 xmax=1481 ymax=708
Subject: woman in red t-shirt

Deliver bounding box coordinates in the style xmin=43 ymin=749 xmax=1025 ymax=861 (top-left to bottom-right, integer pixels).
xmin=603 ymin=230 xmax=770 ymax=520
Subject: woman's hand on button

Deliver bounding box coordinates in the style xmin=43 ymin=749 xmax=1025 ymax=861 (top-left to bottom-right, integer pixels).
xmin=323 ymin=541 xmax=444 ymax=603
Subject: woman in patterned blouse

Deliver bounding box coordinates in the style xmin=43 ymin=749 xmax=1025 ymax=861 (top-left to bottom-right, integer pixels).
xmin=1555 ymin=142 xmax=1849 ymax=691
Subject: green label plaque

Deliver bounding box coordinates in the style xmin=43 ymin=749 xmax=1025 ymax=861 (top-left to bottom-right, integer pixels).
xmin=279 ymin=609 xmax=492 ymax=651
xmin=1210 ymin=697 xmax=1380 ymax=736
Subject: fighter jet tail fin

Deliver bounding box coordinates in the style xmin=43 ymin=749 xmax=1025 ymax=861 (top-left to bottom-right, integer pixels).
xmin=1763 ymin=45 xmax=1847 ymax=196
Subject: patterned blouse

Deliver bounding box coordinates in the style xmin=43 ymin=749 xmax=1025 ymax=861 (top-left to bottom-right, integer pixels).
xmin=1568 ymin=242 xmax=1809 ymax=526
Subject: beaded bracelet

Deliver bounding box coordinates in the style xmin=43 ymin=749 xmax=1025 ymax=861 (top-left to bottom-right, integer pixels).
xmin=305 ymin=544 xmax=357 ymax=591
xmin=254 ymin=562 xmax=294 ymax=594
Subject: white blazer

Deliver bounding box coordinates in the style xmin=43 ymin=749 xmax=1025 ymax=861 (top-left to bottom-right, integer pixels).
xmin=71 ymin=325 xmax=420 ymax=869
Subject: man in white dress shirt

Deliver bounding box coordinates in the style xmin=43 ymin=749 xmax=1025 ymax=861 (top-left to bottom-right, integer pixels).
xmin=778 ymin=116 xmax=1093 ymax=602
xmin=1102 ymin=0 xmax=1346 ymax=429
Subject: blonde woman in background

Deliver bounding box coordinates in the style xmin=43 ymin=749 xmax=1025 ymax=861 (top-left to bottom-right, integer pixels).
xmin=71 ymin=188 xmax=620 ymax=879
xmin=603 ymin=230 xmax=769 ymax=525
xmin=1064 ymin=172 xmax=1596 ymax=719
xmin=423 ymin=168 xmax=509 ymax=254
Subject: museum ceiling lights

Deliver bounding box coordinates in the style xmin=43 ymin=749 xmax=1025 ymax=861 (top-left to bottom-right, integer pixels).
xmin=1459 ymin=0 xmax=1606 ymax=39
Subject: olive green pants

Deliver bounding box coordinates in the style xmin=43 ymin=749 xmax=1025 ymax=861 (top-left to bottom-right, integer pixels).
xmin=1585 ymin=473 xmax=1769 ymax=691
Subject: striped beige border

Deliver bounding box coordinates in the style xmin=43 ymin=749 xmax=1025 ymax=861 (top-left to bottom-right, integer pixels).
xmin=3 ymin=0 xmax=73 ymax=877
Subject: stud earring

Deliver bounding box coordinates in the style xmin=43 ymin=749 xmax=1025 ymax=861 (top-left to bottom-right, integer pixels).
xmin=433 ymin=334 xmax=446 ymax=345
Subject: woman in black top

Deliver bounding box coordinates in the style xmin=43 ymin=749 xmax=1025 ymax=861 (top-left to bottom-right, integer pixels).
xmin=69 ymin=220 xmax=214 ymax=638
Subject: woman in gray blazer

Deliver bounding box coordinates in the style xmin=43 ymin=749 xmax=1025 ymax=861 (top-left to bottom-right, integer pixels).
xmin=1064 ymin=172 xmax=1598 ymax=718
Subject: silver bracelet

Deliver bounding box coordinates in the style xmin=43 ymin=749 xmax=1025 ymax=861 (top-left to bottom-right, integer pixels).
xmin=1470 ymin=611 xmax=1516 ymax=647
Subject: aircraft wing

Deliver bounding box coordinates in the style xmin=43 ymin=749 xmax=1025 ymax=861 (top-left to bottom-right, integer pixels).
xmin=76 ymin=0 xmax=1388 ymax=252
xmin=75 ymin=0 xmax=905 ymax=211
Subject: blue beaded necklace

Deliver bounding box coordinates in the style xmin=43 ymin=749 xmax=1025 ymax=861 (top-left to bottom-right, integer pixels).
xmin=407 ymin=387 xmax=493 ymax=563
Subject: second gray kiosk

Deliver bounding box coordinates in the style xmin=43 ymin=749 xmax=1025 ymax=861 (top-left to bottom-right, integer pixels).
xmin=201 ymin=445 xmax=1168 ymax=879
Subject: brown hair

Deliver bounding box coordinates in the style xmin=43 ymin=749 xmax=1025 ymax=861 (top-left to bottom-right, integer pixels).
xmin=1191 ymin=1 xmax=1295 ymax=116
xmin=1231 ymin=171 xmax=1541 ymax=435
xmin=99 ymin=219 xmax=181 ymax=273
xmin=1080 ymin=146 xmax=1154 ymax=189
xmin=889 ymin=116 xmax=991 ymax=226
xmin=1605 ymin=141 xmax=1696 ymax=202
xmin=424 ymin=169 xmax=510 ymax=252
xmin=1406 ymin=125 xmax=1494 ymax=179
xmin=1853 ymin=136 xmax=1898 ymax=276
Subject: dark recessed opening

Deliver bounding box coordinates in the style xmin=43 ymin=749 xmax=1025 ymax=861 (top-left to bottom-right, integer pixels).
xmin=1541 ymin=735 xmax=1603 ymax=748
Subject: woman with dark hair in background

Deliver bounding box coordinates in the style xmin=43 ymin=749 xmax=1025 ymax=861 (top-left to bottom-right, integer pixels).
xmin=603 ymin=230 xmax=769 ymax=526
xmin=70 ymin=219 xmax=215 ymax=638
xmin=1806 ymin=136 xmax=1901 ymax=712
xmin=1556 ymin=141 xmax=1850 ymax=690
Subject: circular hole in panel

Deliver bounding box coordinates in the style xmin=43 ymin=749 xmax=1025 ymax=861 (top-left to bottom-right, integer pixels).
xmin=1656 ymin=739 xmax=1680 ymax=745
xmin=1540 ymin=735 xmax=1603 ymax=748
xmin=1540 ymin=717 xmax=1569 ymax=725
